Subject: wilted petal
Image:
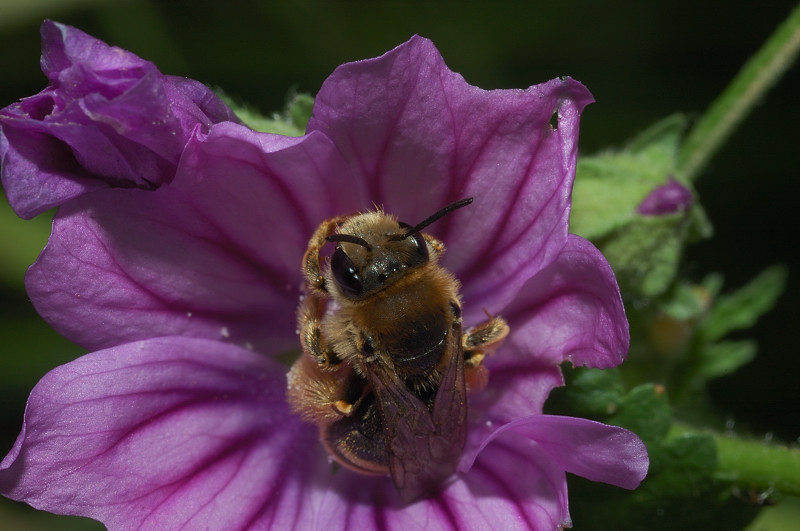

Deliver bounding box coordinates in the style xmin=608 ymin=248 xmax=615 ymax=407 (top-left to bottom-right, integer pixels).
xmin=463 ymin=415 xmax=648 ymax=490
xmin=164 ymin=75 xmax=239 ymax=132
xmin=25 ymin=123 xmax=358 ymax=352
xmin=472 ymin=235 xmax=628 ymax=422
xmin=308 ymin=35 xmax=594 ymax=324
xmin=0 ymin=20 xmax=237 ymax=218
xmin=321 ymin=435 xmax=569 ymax=531
xmin=0 ymin=337 xmax=330 ymax=530
xmin=0 ymin=124 xmax=104 ymax=218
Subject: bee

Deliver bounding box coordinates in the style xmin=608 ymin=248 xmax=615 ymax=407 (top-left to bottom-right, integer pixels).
xmin=286 ymin=198 xmax=509 ymax=501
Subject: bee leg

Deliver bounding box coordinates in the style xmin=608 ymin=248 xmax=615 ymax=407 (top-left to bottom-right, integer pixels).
xmin=287 ymin=352 xmax=361 ymax=424
xmin=463 ymin=314 xmax=509 ymax=353
xmin=421 ymin=233 xmax=446 ymax=258
xmin=462 ymin=314 xmax=509 ymax=392
xmin=302 ymin=215 xmax=351 ymax=294
xmin=297 ymin=290 xmax=340 ymax=368
xmin=291 ymin=291 xmax=369 ymax=421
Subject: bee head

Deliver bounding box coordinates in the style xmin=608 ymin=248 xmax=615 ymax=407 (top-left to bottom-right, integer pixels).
xmin=326 ymin=198 xmax=473 ymax=300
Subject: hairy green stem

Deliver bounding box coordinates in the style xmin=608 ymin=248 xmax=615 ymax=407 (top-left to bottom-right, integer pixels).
xmin=671 ymin=424 xmax=800 ymax=497
xmin=678 ymin=3 xmax=800 ymax=181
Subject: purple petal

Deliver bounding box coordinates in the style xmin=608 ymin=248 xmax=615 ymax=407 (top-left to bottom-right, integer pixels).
xmin=308 ymin=35 xmax=593 ymax=324
xmin=471 ymin=235 xmax=629 ymax=423
xmin=471 ymin=363 xmax=565 ymax=429
xmin=502 ymin=235 xmax=629 ymax=369
xmin=0 ymin=21 xmax=236 ymax=219
xmin=321 ymin=435 xmax=570 ymax=530
xmin=463 ymin=415 xmax=649 ymax=490
xmin=637 ymin=176 xmax=694 ymax=216
xmin=25 ymin=123 xmax=358 ymax=352
xmin=0 ymin=123 xmax=105 ymax=218
xmin=164 ymin=75 xmax=240 ymax=129
xmin=0 ymin=337 xmax=331 ymax=530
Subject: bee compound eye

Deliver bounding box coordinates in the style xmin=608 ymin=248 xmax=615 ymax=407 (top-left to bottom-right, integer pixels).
xmin=410 ymin=232 xmax=428 ymax=261
xmin=331 ymin=247 xmax=363 ymax=297
xmin=398 ymin=223 xmax=428 ymax=263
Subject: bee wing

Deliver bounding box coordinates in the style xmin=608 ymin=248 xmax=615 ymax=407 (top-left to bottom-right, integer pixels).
xmin=368 ymin=323 xmax=467 ymax=502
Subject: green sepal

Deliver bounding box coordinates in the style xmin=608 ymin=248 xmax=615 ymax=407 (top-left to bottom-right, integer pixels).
xmin=571 ymin=114 xmax=686 ymax=240
xmin=571 ymin=115 xmax=711 ymax=298
xmin=598 ymin=215 xmax=688 ymax=298
xmin=217 ymin=91 xmax=314 ymax=136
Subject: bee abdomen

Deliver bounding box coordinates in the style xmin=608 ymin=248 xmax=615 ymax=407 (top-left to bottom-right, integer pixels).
xmin=322 ymin=399 xmax=389 ymax=476
xmin=384 ymin=311 xmax=449 ymax=375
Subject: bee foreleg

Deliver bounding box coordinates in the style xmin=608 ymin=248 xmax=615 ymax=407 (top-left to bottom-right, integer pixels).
xmin=298 ymin=291 xmax=339 ymax=368
xmin=302 ymin=215 xmax=351 ymax=294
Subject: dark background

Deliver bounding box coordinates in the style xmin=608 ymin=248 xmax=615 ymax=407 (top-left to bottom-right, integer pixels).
xmin=1 ymin=1 xmax=798 ymax=528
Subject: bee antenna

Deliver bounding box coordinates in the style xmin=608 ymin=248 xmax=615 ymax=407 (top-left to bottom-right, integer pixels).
xmin=326 ymin=233 xmax=373 ymax=251
xmin=399 ymin=197 xmax=473 ymax=239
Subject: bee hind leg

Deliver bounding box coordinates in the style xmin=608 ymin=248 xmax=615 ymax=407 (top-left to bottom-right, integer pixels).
xmin=297 ymin=291 xmax=340 ymax=368
xmin=462 ymin=315 xmax=509 ymax=392
xmin=290 ymin=292 xmax=365 ymax=422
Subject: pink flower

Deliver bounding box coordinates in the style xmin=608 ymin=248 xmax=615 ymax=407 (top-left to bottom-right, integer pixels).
xmin=1 ymin=26 xmax=647 ymax=530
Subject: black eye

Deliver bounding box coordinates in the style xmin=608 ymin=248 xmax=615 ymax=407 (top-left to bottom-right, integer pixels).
xmin=398 ymin=222 xmax=429 ymax=263
xmin=410 ymin=231 xmax=428 ymax=261
xmin=331 ymin=247 xmax=363 ymax=297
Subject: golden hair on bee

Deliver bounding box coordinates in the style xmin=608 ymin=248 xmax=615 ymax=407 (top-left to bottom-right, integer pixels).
xmin=287 ymin=197 xmax=509 ymax=501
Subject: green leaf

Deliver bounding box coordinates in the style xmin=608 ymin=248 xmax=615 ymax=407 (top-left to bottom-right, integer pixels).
xmin=611 ymin=383 xmax=672 ymax=444
xmin=701 ymin=272 xmax=725 ymax=299
xmin=571 ymin=115 xmax=686 ymax=241
xmin=287 ymin=93 xmax=314 ymax=131
xmin=599 ymin=215 xmax=688 ymax=297
xmin=660 ymin=432 xmax=718 ymax=487
xmin=217 ymin=91 xmax=314 ymax=136
xmin=561 ymin=367 xmax=626 ymax=417
xmin=239 ymin=115 xmax=306 ymax=136
xmin=698 ymin=340 xmax=757 ymax=379
xmin=626 ymin=113 xmax=687 ymax=153
xmin=571 ymin=114 xmax=712 ymax=298
xmin=567 ymin=430 xmax=760 ymax=531
xmin=659 ymin=281 xmax=712 ymax=321
xmin=702 ymin=265 xmax=787 ymax=343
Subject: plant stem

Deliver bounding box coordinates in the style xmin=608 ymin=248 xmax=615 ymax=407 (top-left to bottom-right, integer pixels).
xmin=671 ymin=424 xmax=800 ymax=497
xmin=678 ymin=3 xmax=800 ymax=181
